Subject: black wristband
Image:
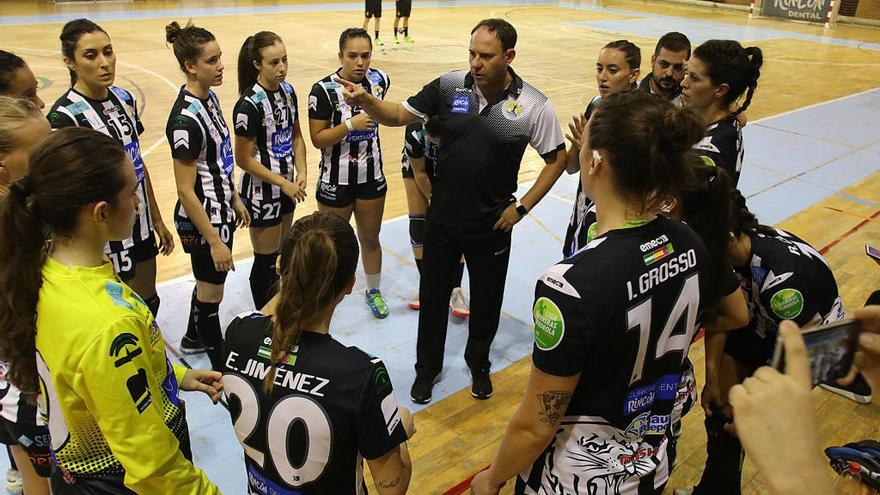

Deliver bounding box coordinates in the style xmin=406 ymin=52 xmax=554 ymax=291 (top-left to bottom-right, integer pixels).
xmin=516 ymin=203 xmax=528 ymax=217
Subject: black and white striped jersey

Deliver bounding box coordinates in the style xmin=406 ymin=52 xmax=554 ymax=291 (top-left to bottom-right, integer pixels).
xmin=308 ymin=68 xmax=390 ymax=185
xmin=401 ymin=121 xmax=438 ymax=178
xmin=165 ymin=87 xmax=236 ymax=225
xmin=233 ymin=82 xmax=299 ymax=202
xmin=0 ymin=362 xmax=41 ymax=426
xmin=47 ymin=87 xmax=153 ymax=253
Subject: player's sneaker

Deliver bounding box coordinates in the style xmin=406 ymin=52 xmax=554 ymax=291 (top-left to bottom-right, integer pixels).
xmin=820 ymin=373 xmax=872 ymax=404
xmin=179 ymin=335 xmax=206 ymax=354
xmin=471 ymin=367 xmax=493 ymax=400
xmin=365 ymin=289 xmax=389 ymax=319
xmin=404 ymin=35 xmax=415 ymax=43
xmin=5 ymin=468 xmax=22 ymax=494
xmin=374 ymin=37 xmax=384 ymax=46
xmin=393 ymin=36 xmax=400 ymax=44
xmin=410 ymin=373 xmax=438 ymax=404
xmin=450 ymin=287 xmax=469 ymax=318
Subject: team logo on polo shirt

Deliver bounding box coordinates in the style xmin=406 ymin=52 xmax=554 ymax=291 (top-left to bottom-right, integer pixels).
xmin=502 ymin=98 xmax=524 ymax=120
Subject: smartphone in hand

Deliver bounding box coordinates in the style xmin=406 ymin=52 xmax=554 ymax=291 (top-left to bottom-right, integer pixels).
xmin=771 ymin=319 xmax=861 ymax=387
xmin=867 ymin=244 xmax=880 ymax=265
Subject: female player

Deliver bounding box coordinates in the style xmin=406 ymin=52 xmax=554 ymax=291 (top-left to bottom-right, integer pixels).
xmin=0 ymin=96 xmax=51 ymax=495
xmin=680 ymin=39 xmax=762 ymax=185
xmin=0 ymin=127 xmax=221 ymax=494
xmin=0 ymin=50 xmax=44 ymax=109
xmin=222 ymin=211 xmax=414 ymax=494
xmin=235 ymin=31 xmax=307 ymax=310
xmin=165 ymin=20 xmax=250 ymax=369
xmin=684 ymin=191 xmax=846 ymax=495
xmin=471 ymin=91 xmax=714 ymax=495
xmin=563 ymin=39 xmax=640 ymax=257
xmin=48 ymin=18 xmax=175 ymax=317
xmin=401 ymin=117 xmax=468 ymax=316
xmin=308 ymin=28 xmax=391 ymax=319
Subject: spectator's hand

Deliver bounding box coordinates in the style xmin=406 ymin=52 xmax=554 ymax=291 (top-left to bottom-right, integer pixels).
xmin=493 ymin=203 xmax=523 ymax=232
xmin=839 ymin=305 xmax=880 ymax=399
xmin=729 ymin=321 xmax=834 ymax=495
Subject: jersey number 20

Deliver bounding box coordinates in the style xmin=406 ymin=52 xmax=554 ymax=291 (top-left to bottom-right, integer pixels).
xmin=224 ymin=374 xmax=332 ymax=487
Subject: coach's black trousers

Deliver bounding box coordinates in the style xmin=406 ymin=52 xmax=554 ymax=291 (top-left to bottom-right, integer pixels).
xmin=415 ymin=220 xmax=512 ymax=378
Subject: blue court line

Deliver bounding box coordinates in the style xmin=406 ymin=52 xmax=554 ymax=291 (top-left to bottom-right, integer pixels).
xmin=838 ymin=193 xmax=878 ymax=207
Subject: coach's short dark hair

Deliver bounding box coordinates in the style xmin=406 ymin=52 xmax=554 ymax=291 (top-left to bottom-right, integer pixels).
xmin=471 ymin=18 xmax=517 ymax=50
xmin=654 ymin=32 xmax=691 ymax=58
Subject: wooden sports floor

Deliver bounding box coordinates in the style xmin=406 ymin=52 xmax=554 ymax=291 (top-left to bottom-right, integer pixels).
xmin=1 ymin=0 xmax=880 ymax=493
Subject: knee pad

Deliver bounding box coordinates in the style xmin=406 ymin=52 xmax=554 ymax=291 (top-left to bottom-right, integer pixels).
xmin=409 ymin=214 xmax=426 ymax=247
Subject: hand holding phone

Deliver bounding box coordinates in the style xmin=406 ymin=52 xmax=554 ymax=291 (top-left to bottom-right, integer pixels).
xmin=867 ymin=244 xmax=880 ymax=266
xmin=772 ymin=319 xmax=862 ymax=387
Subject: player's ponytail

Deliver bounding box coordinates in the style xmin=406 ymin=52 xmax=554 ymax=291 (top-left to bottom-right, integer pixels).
xmin=60 ymin=18 xmax=108 ymax=86
xmin=0 ymin=127 xmax=128 ymax=395
xmin=237 ymin=31 xmax=283 ymax=96
xmin=678 ymin=163 xmax=733 ymax=308
xmin=164 ymin=20 xmax=216 ymax=75
xmin=692 ymin=40 xmax=762 ymax=118
xmin=589 ymin=91 xmax=703 ymax=211
xmin=265 ymin=212 xmax=359 ymax=393
xmin=729 ymin=188 xmax=774 ymax=238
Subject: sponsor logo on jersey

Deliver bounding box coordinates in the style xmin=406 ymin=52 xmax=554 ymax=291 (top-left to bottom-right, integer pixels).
xmin=271 ymin=128 xmax=293 ymax=158
xmin=643 ymin=243 xmax=675 ymax=266
xmin=770 ymin=288 xmax=804 ymax=319
xmin=173 ymin=129 xmax=189 ymax=150
xmin=699 ymin=155 xmax=716 ymax=167
xmin=533 ymin=297 xmax=565 ymax=351
xmin=109 ymin=333 xmax=143 ymax=368
xmin=220 ymin=136 xmax=235 ymax=177
xmin=257 ymin=345 xmax=296 ymax=365
xmin=502 ymin=98 xmax=523 ymax=120
xmin=623 ymin=374 xmax=679 ymax=416
xmin=451 ymin=93 xmax=471 ymax=114
xmin=105 ymin=281 xmax=133 ymax=310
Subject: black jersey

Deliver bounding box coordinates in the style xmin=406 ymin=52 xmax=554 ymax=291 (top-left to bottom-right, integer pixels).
xmin=693 ymin=116 xmax=743 ymax=185
xmin=0 ymin=362 xmax=40 ymax=426
xmin=234 ymin=82 xmax=299 ymax=202
xmin=165 ymin=88 xmax=236 ymax=225
xmin=726 ymin=228 xmax=844 ymax=369
xmin=222 ymin=312 xmax=408 ymax=495
xmin=47 ymin=87 xmax=153 ymax=257
xmin=519 ymin=216 xmax=712 ymax=495
xmin=563 ymin=97 xmax=602 ymax=257
xmin=403 ymin=68 xmax=564 ymax=228
xmin=401 ymin=122 xmax=438 ymax=179
xmin=308 ymin=69 xmax=390 ymax=186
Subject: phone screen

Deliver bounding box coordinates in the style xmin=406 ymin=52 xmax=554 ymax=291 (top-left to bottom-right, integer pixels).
xmin=772 ymin=319 xmax=861 ymax=386
xmin=867 ymin=244 xmax=880 ymax=262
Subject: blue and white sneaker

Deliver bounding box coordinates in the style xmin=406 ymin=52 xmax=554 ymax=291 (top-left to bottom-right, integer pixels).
xmin=365 ymin=289 xmax=389 ymax=319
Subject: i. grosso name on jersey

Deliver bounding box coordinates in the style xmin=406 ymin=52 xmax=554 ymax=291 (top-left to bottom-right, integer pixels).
xmin=627 ymin=249 xmax=698 ymax=300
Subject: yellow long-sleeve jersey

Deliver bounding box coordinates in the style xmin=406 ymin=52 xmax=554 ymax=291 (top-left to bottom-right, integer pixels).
xmin=35 ymin=257 xmax=219 ymax=494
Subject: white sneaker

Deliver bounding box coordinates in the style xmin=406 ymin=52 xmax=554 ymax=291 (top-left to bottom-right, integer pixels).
xmin=450 ymin=287 xmax=470 ymax=318
xmin=6 ymin=468 xmax=23 ymax=494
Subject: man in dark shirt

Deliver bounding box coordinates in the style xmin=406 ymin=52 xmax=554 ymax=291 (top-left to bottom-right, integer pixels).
xmin=336 ymin=18 xmax=566 ymax=404
xmin=638 ymin=32 xmax=690 ymax=107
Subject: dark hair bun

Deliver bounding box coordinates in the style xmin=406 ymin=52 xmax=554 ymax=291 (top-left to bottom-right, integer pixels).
xmin=165 ymin=21 xmax=182 ymax=44
xmin=657 ymin=106 xmax=704 ymax=153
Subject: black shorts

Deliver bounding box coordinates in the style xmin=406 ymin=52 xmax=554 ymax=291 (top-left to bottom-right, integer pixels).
xmin=316 ymin=177 xmax=387 ymax=208
xmin=0 ymin=419 xmax=52 ymax=477
xmin=396 ymin=0 xmax=412 ymax=17
xmin=108 ymin=233 xmax=159 ymax=282
xmin=175 ymin=213 xmax=236 ymax=285
xmin=365 ymin=0 xmax=382 ymax=18
xmin=242 ymin=194 xmax=295 ymax=228
xmin=724 ymin=326 xmax=773 ymax=371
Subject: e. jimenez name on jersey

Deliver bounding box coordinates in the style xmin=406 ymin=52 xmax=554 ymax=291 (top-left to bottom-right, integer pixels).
xmin=222 ymin=312 xmax=408 ymax=495
xmin=520 ymin=216 xmax=712 ymax=495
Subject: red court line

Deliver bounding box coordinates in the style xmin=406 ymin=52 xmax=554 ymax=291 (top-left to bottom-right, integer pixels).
xmin=443 ymin=466 xmax=489 ymax=495
xmin=819 ymin=208 xmax=880 ymax=255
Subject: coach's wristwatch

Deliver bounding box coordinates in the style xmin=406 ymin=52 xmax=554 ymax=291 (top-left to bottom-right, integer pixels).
xmin=515 ymin=202 xmax=528 ymax=217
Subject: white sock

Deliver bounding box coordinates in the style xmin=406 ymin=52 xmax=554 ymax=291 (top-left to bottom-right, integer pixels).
xmin=366 ymin=272 xmax=381 ymax=291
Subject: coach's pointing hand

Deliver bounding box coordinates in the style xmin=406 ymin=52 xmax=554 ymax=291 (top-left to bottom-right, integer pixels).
xmin=333 ymin=76 xmax=370 ymax=107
